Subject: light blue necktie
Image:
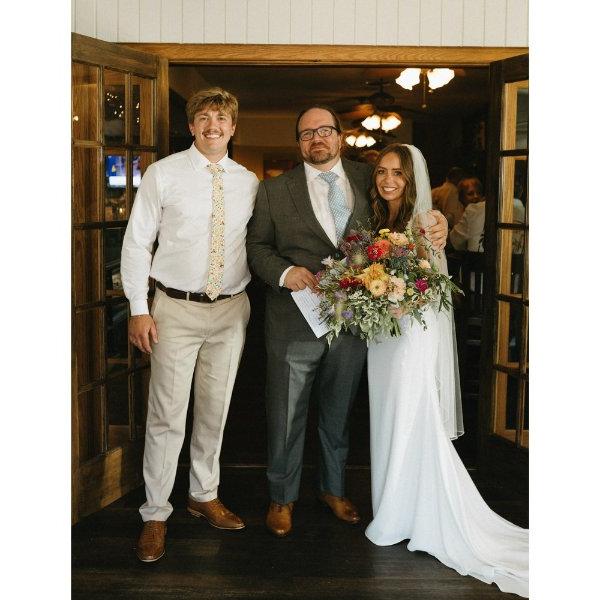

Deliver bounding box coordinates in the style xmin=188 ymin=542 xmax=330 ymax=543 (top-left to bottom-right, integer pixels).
xmin=319 ymin=171 xmax=351 ymax=243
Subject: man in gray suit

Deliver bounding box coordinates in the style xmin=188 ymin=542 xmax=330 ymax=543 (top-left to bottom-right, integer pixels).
xmin=246 ymin=106 xmax=448 ymax=537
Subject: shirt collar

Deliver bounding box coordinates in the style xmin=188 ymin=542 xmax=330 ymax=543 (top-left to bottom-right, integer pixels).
xmin=188 ymin=143 xmax=232 ymax=173
xmin=304 ymin=158 xmax=345 ymax=182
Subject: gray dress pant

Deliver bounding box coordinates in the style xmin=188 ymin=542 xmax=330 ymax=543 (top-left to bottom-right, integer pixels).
xmin=265 ymin=332 xmax=367 ymax=504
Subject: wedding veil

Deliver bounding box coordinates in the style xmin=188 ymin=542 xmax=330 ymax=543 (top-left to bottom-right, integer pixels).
xmin=405 ymin=144 xmax=464 ymax=439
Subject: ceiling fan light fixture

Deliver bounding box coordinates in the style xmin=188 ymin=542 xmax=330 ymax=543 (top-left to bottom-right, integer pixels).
xmin=345 ymin=134 xmax=357 ymax=146
xmin=396 ymin=68 xmax=421 ymax=90
xmin=427 ymin=68 xmax=455 ymax=90
xmin=355 ymin=134 xmax=369 ymax=148
xmin=365 ymin=136 xmax=377 ymax=147
xmin=361 ymin=114 xmax=381 ymax=130
xmin=381 ymin=113 xmax=402 ymax=132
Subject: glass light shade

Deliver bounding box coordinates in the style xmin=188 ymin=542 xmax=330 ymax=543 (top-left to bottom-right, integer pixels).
xmin=355 ymin=134 xmax=368 ymax=148
xmin=381 ymin=114 xmax=401 ymax=132
xmin=396 ymin=68 xmax=421 ymax=90
xmin=365 ymin=136 xmax=376 ymax=147
xmin=362 ymin=114 xmax=381 ymax=130
xmin=427 ymin=68 xmax=455 ymax=90
xmin=345 ymin=134 xmax=357 ymax=146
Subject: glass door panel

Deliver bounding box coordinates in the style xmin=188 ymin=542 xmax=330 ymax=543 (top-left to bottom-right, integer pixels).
xmin=73 ymin=146 xmax=100 ymax=223
xmin=502 ymin=81 xmax=529 ymax=151
xmin=106 ymin=375 xmax=131 ymax=449
xmin=78 ymin=388 xmax=104 ymax=462
xmin=104 ymin=150 xmax=128 ymax=221
xmin=72 ymin=62 xmax=99 ymax=142
xmin=103 ymin=69 xmax=126 ymax=145
xmin=75 ymin=308 xmax=104 ymax=386
xmin=73 ymin=229 xmax=102 ymax=305
xmin=132 ymin=76 xmax=154 ymax=146
xmin=106 ymin=301 xmax=129 ymax=376
xmin=104 ymin=227 xmax=126 ymax=296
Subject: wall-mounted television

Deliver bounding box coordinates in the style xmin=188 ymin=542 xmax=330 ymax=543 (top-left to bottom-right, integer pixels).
xmin=105 ymin=155 xmax=142 ymax=188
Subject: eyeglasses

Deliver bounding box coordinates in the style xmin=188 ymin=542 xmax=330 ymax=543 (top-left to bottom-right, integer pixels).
xmin=297 ymin=125 xmax=340 ymax=142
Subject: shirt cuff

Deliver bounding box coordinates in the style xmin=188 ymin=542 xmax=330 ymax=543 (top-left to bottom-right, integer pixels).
xmin=279 ymin=266 xmax=294 ymax=288
xmin=129 ymin=298 xmax=150 ymax=316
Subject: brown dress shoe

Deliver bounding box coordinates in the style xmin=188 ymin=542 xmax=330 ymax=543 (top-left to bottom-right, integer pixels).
xmin=187 ymin=497 xmax=245 ymax=530
xmin=318 ymin=493 xmax=361 ymax=524
xmin=266 ymin=501 xmax=294 ymax=537
xmin=136 ymin=520 xmax=166 ymax=562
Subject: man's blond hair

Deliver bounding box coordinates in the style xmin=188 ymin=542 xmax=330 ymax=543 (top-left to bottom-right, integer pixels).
xmin=185 ymin=87 xmax=239 ymax=124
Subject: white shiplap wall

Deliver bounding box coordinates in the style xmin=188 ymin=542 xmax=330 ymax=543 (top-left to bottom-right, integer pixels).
xmin=72 ymin=0 xmax=528 ymax=46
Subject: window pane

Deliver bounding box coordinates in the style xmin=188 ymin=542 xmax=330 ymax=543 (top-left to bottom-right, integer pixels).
xmin=78 ymin=387 xmax=104 ymax=462
xmin=501 ymin=80 xmax=528 ymax=151
xmin=73 ymin=228 xmax=101 ymax=305
xmin=493 ymin=370 xmax=518 ymax=443
xmin=72 ymin=62 xmax=99 ymax=142
xmin=132 ymin=76 xmax=154 ymax=146
xmin=132 ymin=369 xmax=150 ymax=439
xmin=495 ymin=300 xmax=524 ymax=368
xmin=499 ymin=156 xmax=527 ymax=225
xmin=104 ymin=227 xmax=126 ymax=295
xmin=106 ymin=376 xmax=130 ymax=449
xmin=73 ymin=146 xmax=100 ymax=223
xmin=104 ymin=69 xmax=126 ymax=145
xmin=104 ymin=151 xmax=128 ymax=221
xmin=497 ymin=229 xmax=526 ymax=296
xmin=75 ymin=308 xmax=104 ymax=387
xmin=106 ymin=301 xmax=129 ymax=376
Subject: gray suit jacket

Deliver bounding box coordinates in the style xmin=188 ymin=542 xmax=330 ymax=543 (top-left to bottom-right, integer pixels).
xmin=246 ymin=158 xmax=373 ymax=340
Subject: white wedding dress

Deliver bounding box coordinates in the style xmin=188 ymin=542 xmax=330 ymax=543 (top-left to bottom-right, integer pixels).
xmin=366 ymin=307 xmax=529 ymax=597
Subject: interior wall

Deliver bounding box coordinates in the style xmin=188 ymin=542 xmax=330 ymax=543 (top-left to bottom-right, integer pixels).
xmin=72 ymin=0 xmax=528 ymax=47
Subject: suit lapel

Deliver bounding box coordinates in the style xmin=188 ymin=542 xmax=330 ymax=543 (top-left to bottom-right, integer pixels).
xmin=286 ymin=165 xmax=336 ymax=250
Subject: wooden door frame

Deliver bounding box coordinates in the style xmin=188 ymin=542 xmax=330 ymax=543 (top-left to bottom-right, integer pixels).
xmin=121 ymin=43 xmax=526 ymax=67
xmin=479 ymin=53 xmax=529 ymax=490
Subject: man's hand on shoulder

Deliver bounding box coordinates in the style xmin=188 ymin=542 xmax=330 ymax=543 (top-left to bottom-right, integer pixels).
xmin=129 ymin=314 xmax=158 ymax=354
xmin=284 ymin=267 xmax=318 ymax=292
xmin=426 ymin=209 xmax=448 ymax=251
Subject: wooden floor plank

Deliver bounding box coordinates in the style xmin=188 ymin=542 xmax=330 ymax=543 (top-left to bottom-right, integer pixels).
xmin=72 ymin=466 xmax=527 ymax=599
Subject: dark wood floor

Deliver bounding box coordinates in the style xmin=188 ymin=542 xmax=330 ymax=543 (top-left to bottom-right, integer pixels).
xmin=72 ymin=465 xmax=527 ymax=600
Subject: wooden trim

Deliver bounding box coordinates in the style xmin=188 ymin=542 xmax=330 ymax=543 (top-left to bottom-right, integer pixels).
xmin=156 ymin=57 xmax=170 ymax=159
xmin=121 ymin=43 xmax=527 ymax=66
xmin=73 ymin=33 xmax=158 ymax=77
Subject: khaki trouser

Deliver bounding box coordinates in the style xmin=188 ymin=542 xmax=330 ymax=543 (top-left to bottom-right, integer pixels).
xmin=139 ymin=288 xmax=250 ymax=522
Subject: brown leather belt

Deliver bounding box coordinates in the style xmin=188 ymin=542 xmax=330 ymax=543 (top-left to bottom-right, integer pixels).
xmin=156 ymin=281 xmax=243 ymax=303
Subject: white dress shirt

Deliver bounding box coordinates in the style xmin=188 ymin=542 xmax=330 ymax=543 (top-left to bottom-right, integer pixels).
xmin=121 ymin=143 xmax=259 ymax=315
xmin=279 ymin=159 xmax=355 ymax=286
xmin=449 ymin=199 xmax=525 ymax=253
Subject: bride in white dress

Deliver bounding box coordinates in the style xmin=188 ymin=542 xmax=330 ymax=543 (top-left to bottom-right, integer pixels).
xmin=365 ymin=144 xmax=529 ymax=598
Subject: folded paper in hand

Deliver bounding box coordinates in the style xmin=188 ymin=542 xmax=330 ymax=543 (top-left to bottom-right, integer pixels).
xmin=291 ymin=287 xmax=331 ymax=338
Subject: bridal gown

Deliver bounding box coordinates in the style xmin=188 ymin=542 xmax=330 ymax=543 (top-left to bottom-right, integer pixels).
xmin=366 ymin=307 xmax=529 ymax=598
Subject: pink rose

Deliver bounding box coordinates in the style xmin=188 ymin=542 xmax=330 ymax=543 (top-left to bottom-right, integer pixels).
xmin=415 ymin=278 xmax=429 ymax=293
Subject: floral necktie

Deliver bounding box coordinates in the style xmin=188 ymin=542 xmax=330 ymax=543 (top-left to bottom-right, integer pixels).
xmin=319 ymin=171 xmax=351 ymax=243
xmin=206 ymin=163 xmax=225 ymax=300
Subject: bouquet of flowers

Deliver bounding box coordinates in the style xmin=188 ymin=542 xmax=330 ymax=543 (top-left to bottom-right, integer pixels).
xmin=316 ymin=225 xmax=462 ymax=342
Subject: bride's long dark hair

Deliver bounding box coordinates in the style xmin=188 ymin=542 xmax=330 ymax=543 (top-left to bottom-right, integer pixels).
xmin=370 ymin=144 xmax=417 ymax=232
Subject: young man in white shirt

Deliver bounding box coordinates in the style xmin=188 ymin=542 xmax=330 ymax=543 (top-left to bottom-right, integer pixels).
xmin=121 ymin=88 xmax=259 ymax=562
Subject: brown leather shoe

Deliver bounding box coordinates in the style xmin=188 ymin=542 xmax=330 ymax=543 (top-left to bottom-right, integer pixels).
xmin=187 ymin=497 xmax=245 ymax=530
xmin=136 ymin=520 xmax=166 ymax=562
xmin=318 ymin=493 xmax=361 ymax=524
xmin=266 ymin=501 xmax=294 ymax=537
